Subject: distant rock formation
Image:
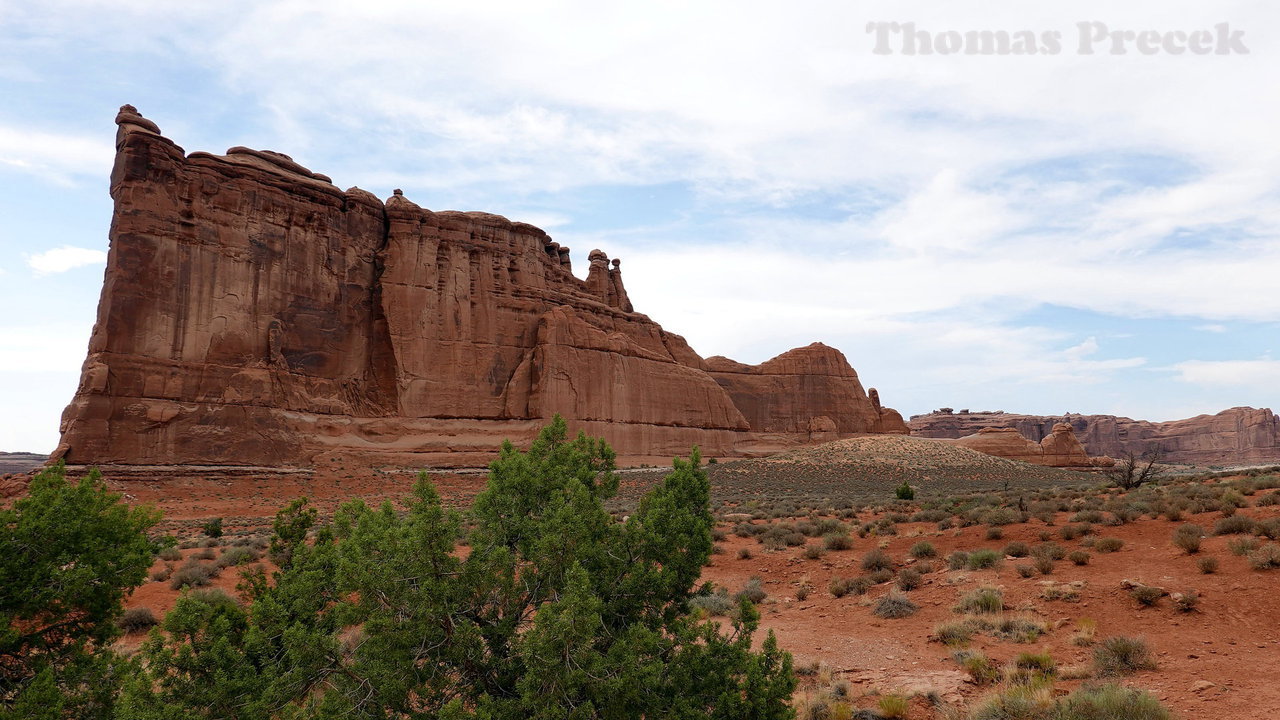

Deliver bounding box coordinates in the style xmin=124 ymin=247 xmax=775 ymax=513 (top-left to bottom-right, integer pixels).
xmin=0 ymin=452 xmax=47 ymax=475
xmin=54 ymin=106 xmax=907 ymax=468
xmin=950 ymin=424 xmax=1112 ymax=468
xmin=910 ymin=407 xmax=1280 ymax=466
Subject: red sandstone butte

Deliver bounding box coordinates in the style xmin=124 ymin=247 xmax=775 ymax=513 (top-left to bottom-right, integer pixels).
xmin=53 ymin=106 xmax=908 ymax=469
xmin=910 ymin=407 xmax=1280 ymax=466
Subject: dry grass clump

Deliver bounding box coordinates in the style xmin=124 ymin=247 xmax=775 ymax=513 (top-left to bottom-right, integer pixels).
xmin=966 ymin=549 xmax=1001 ymax=570
xmin=861 ymin=548 xmax=893 ymax=572
xmin=830 ymin=576 xmax=873 ymax=598
xmin=909 ymin=540 xmax=937 ymax=558
xmin=1247 ymin=543 xmax=1280 ymax=570
xmin=1130 ymin=586 xmax=1163 ymax=607
xmin=954 ymin=587 xmax=1004 ymax=614
xmin=169 ymin=560 xmax=219 ymax=590
xmin=1172 ymin=523 xmax=1204 ymax=553
xmin=1093 ymin=636 xmax=1157 ymax=676
xmin=1092 ymin=537 xmax=1123 ymax=553
xmin=873 ymin=591 xmax=919 ymax=619
xmin=119 ymin=607 xmax=159 ymax=633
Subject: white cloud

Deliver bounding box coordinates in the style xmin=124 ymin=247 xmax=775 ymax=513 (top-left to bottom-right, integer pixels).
xmin=0 ymin=325 xmax=94 ymax=373
xmin=1174 ymin=359 xmax=1280 ymax=387
xmin=1195 ymin=324 xmax=1228 ymax=333
xmin=0 ymin=125 xmax=114 ymax=185
xmin=26 ymin=246 xmax=107 ymax=276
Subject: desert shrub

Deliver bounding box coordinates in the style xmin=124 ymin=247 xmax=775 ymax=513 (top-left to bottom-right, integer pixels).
xmin=878 ymin=693 xmax=909 ymax=718
xmin=216 ymin=545 xmax=261 ymax=568
xmin=150 ymin=565 xmax=173 ymax=582
xmin=983 ymin=507 xmax=1025 ymax=526
xmin=735 ymin=576 xmax=767 ymax=603
xmin=1054 ymin=684 xmax=1172 ymax=720
xmin=169 ymin=562 xmax=217 ymax=590
xmin=1214 ymin=515 xmax=1256 ymax=535
xmin=823 ymin=532 xmax=853 ymax=551
xmin=801 ymin=545 xmax=825 ymax=561
xmin=954 ymin=587 xmax=1003 ymax=614
xmin=1248 ymin=543 xmax=1280 ymax=570
xmin=1040 ymin=582 xmax=1081 ymax=602
xmin=119 ymin=606 xmax=159 ymax=633
xmin=1228 ymin=536 xmax=1260 ymax=556
xmin=689 ymin=589 xmax=736 ymax=617
xmin=194 ymin=548 xmax=216 ymax=561
xmin=1003 ymin=541 xmax=1030 ymax=558
xmin=1258 ymin=491 xmax=1280 ymax=507
xmin=872 ymin=518 xmax=898 ymax=537
xmin=896 ymin=568 xmax=922 ymax=591
xmin=1221 ymin=489 xmax=1247 ymax=508
xmin=894 ymin=482 xmax=915 ymax=501
xmin=1068 ymin=550 xmax=1091 ymax=566
xmin=795 ymin=579 xmax=814 ymax=601
xmin=1197 ymin=555 xmax=1219 ymax=574
xmin=1032 ymin=542 xmax=1066 ymax=561
xmin=1173 ymin=590 xmax=1199 ymax=613
xmin=911 ymin=509 xmax=951 ymax=523
xmin=984 ymin=526 xmax=1004 ymax=541
xmin=861 ymin=548 xmax=893 ymax=572
xmin=934 ymin=619 xmax=980 ymax=646
xmin=992 ymin=616 xmax=1046 ymax=643
xmin=830 ymin=576 xmax=873 ymax=598
xmin=201 ymin=517 xmax=223 ymax=538
xmin=947 ymin=551 xmax=969 ymax=570
xmin=909 ymin=540 xmax=936 ymax=559
xmin=966 ymin=549 xmax=1001 ymax=570
xmin=1130 ymin=586 xmax=1163 ymax=607
xmin=1092 ymin=537 xmax=1123 ymax=553
xmin=872 ymin=591 xmax=918 ymax=619
xmin=1172 ymin=523 xmax=1204 ymax=553
xmin=737 ymin=547 xmax=752 ymax=560
xmin=867 ymin=568 xmax=895 ymax=585
xmin=1015 ymin=563 xmax=1036 ymax=578
xmin=1093 ymin=636 xmax=1157 ymax=676
xmin=1071 ymin=618 xmax=1097 ymax=647
xmin=159 ymin=547 xmax=183 ymax=561
xmin=733 ymin=522 xmax=755 ymax=538
xmin=1071 ymin=509 xmax=1104 ymax=524
xmin=1033 ymin=555 xmax=1055 ymax=575
xmin=1255 ymin=517 xmax=1280 ymax=540
xmin=915 ymin=560 xmax=936 ymax=574
xmin=1014 ymin=651 xmax=1056 ymax=676
xmin=959 ymin=651 xmax=1000 ymax=685
xmin=970 ymin=683 xmax=1170 ymax=720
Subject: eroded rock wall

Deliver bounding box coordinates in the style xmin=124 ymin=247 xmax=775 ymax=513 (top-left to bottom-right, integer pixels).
xmin=55 ymin=107 xmax=906 ymax=468
xmin=911 ymin=407 xmax=1280 ymax=466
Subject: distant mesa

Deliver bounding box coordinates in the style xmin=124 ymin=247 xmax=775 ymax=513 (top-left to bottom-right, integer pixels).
xmin=53 ymin=106 xmax=908 ymax=469
xmin=948 ymin=423 xmax=1113 ymax=468
xmin=910 ymin=407 xmax=1280 ymax=466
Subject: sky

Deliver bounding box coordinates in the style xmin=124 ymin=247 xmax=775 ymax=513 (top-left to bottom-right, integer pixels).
xmin=2 ymin=1 xmax=1278 ymax=453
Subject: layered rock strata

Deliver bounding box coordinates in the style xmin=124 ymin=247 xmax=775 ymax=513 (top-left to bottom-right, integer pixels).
xmin=910 ymin=407 xmax=1280 ymax=466
xmin=55 ymin=106 xmax=907 ymax=468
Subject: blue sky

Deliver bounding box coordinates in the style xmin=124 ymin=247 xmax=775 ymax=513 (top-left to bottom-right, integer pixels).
xmin=2 ymin=1 xmax=1279 ymax=453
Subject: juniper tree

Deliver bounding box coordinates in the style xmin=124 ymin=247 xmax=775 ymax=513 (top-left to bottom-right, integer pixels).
xmin=0 ymin=462 xmax=161 ymax=719
xmin=126 ymin=417 xmax=796 ymax=719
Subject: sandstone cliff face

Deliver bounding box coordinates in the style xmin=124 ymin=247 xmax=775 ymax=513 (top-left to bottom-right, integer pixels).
xmin=950 ymin=423 xmax=1109 ymax=468
xmin=910 ymin=407 xmax=1280 ymax=466
xmin=55 ymin=107 xmax=906 ymax=467
xmin=706 ymin=344 xmax=908 ymax=440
